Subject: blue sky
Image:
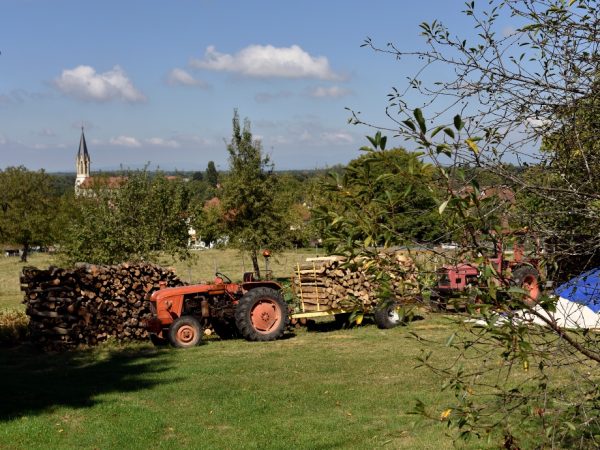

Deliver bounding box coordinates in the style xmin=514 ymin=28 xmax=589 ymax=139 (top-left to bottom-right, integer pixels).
xmin=1 ymin=0 xmax=493 ymax=172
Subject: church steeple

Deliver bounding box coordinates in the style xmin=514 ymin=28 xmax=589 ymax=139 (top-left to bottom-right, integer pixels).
xmin=75 ymin=127 xmax=91 ymax=191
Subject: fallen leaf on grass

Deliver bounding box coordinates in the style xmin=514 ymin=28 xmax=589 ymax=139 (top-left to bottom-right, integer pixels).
xmin=440 ymin=409 xmax=452 ymax=421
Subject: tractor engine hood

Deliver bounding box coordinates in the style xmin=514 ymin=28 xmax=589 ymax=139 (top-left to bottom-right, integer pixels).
xmin=150 ymin=283 xmax=240 ymax=303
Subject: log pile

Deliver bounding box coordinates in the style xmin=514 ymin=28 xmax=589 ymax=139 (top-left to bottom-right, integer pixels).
xmin=292 ymin=253 xmax=419 ymax=312
xmin=21 ymin=262 xmax=183 ymax=350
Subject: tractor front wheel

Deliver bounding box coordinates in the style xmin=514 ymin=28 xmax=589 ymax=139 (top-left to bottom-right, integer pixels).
xmin=235 ymin=287 xmax=289 ymax=341
xmin=168 ymin=316 xmax=203 ymax=348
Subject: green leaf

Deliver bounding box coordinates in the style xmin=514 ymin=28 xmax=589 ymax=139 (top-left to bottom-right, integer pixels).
xmin=414 ymin=108 xmax=427 ymax=133
xmin=403 ymin=120 xmax=416 ymax=132
xmin=380 ymin=135 xmax=387 ymax=150
xmin=443 ymin=128 xmax=455 ymax=139
xmin=436 ymin=144 xmax=451 ymax=157
xmin=453 ymin=114 xmax=463 ymax=131
xmin=375 ymin=173 xmax=394 ymax=183
xmin=430 ymin=125 xmax=445 ymax=137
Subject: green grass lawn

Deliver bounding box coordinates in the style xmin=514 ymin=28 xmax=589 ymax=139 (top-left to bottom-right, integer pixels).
xmin=0 ymin=315 xmax=483 ymax=450
xmin=0 ymin=253 xmax=56 ymax=311
xmin=0 ymin=250 xmax=502 ymax=448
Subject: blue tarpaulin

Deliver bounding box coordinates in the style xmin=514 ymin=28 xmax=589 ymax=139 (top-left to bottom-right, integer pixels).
xmin=555 ymin=268 xmax=600 ymax=313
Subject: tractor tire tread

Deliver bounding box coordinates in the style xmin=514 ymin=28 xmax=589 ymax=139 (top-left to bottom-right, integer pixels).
xmin=168 ymin=315 xmax=203 ymax=348
xmin=235 ymin=287 xmax=289 ymax=341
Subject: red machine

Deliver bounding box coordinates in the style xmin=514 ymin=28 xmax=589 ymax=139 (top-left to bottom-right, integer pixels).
xmin=434 ymin=238 xmax=541 ymax=307
xmin=145 ymin=270 xmax=289 ymax=348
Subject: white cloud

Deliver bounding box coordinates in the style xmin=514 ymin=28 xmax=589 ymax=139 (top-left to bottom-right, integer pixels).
xmin=190 ymin=44 xmax=341 ymax=80
xmin=54 ymin=65 xmax=145 ymax=102
xmin=309 ymin=85 xmax=352 ymax=98
xmin=172 ymin=134 xmax=214 ymax=146
xmin=526 ymin=117 xmax=552 ymax=129
xmin=166 ymin=68 xmax=209 ymax=88
xmin=320 ymin=131 xmax=354 ymax=144
xmin=110 ymin=136 xmax=142 ymax=147
xmin=145 ymin=137 xmax=180 ymax=148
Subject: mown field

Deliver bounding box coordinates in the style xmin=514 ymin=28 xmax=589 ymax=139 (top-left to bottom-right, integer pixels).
xmin=0 ymin=250 xmax=502 ymax=449
xmin=0 ymin=315 xmax=488 ymax=449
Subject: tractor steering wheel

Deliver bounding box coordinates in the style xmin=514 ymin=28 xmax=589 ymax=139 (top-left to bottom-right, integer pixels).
xmin=215 ymin=272 xmax=232 ymax=284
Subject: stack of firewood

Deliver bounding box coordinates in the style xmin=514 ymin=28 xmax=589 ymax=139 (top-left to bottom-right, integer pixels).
xmin=21 ymin=262 xmax=183 ymax=350
xmin=292 ymin=252 xmax=419 ymax=312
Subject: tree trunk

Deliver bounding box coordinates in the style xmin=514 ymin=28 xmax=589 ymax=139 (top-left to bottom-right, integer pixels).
xmin=251 ymin=250 xmax=261 ymax=280
xmin=20 ymin=242 xmax=29 ymax=262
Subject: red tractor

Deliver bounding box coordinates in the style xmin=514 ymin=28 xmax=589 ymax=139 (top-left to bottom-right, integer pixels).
xmin=434 ymin=236 xmax=542 ymax=307
xmin=145 ymin=269 xmax=289 ymax=348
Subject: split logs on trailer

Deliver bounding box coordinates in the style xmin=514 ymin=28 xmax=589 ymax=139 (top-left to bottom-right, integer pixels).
xmin=292 ymin=252 xmax=419 ymax=312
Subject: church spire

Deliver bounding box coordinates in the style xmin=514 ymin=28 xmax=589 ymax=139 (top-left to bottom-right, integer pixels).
xmin=75 ymin=127 xmax=91 ymax=192
xmin=77 ymin=126 xmax=89 ymax=160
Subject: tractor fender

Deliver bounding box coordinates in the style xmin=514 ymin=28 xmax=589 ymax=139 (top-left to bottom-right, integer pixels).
xmin=241 ymin=281 xmax=283 ymax=293
xmin=153 ymin=293 xmax=184 ymax=325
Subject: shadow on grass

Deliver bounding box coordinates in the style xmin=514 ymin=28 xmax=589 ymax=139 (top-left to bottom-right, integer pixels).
xmin=303 ymin=313 xmax=426 ymax=333
xmin=0 ymin=344 xmax=176 ymax=421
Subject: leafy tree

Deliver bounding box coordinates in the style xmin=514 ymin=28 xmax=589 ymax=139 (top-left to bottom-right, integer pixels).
xmin=0 ymin=167 xmax=62 ymax=261
xmin=49 ymin=174 xmax=76 ymax=196
xmin=273 ymin=173 xmax=316 ymax=247
xmin=205 ymin=161 xmax=219 ymax=187
xmin=331 ymin=0 xmax=600 ymax=446
xmin=220 ymin=110 xmax=293 ymax=277
xmin=60 ymin=170 xmax=193 ymax=265
xmin=313 ymin=136 xmax=445 ymax=252
xmin=191 ymin=171 xmax=204 ymax=182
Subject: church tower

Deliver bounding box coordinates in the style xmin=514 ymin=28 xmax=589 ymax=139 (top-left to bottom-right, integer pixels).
xmin=75 ymin=127 xmax=90 ymax=192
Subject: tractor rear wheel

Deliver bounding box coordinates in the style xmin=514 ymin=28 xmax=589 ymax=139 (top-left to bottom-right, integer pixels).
xmin=235 ymin=287 xmax=289 ymax=341
xmin=512 ymin=266 xmax=541 ymax=305
xmin=168 ymin=316 xmax=203 ymax=348
xmin=374 ymin=302 xmax=403 ymax=329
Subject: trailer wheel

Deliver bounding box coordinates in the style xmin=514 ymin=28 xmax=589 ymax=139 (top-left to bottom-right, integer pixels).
xmin=235 ymin=287 xmax=289 ymax=341
xmin=168 ymin=316 xmax=203 ymax=348
xmin=512 ymin=266 xmax=541 ymax=304
xmin=374 ymin=302 xmax=403 ymax=329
